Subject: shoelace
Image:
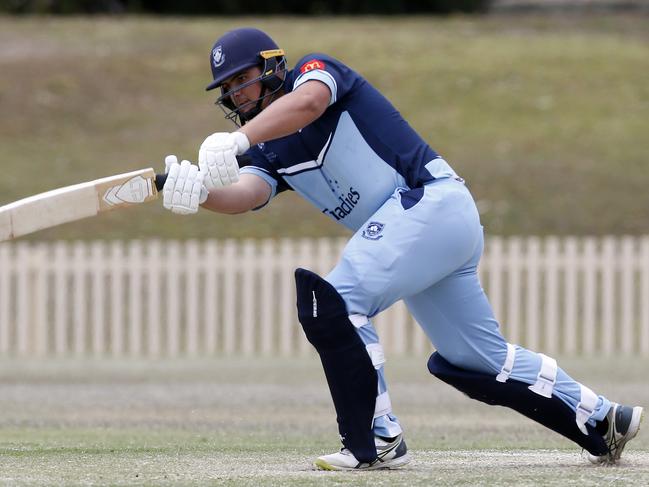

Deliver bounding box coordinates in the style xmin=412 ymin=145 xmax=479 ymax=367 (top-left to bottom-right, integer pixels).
xmin=605 ymin=430 xmax=620 ymax=461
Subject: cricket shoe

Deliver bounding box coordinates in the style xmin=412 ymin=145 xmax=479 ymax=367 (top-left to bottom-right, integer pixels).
xmin=314 ymin=433 xmax=411 ymax=471
xmin=588 ymin=403 xmax=644 ymax=465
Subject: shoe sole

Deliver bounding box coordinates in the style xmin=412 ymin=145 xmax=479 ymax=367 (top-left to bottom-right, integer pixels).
xmin=314 ymin=453 xmax=411 ymax=471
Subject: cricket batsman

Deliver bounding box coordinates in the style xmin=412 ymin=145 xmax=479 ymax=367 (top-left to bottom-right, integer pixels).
xmin=161 ymin=27 xmax=643 ymax=470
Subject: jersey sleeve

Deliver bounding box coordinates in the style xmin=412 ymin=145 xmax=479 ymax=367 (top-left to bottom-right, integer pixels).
xmin=291 ymin=53 xmax=360 ymax=106
xmin=239 ymin=145 xmax=291 ymax=209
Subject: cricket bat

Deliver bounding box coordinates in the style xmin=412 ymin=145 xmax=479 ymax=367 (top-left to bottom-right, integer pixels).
xmin=0 ymin=168 xmax=168 ymax=242
xmin=0 ymin=156 xmax=250 ymax=241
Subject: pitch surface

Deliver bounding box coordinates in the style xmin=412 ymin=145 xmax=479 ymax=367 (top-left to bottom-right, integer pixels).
xmin=1 ymin=357 xmax=647 ymax=486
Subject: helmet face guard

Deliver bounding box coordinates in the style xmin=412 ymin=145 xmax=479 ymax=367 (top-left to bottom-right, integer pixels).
xmin=215 ymin=50 xmax=287 ymax=126
xmin=205 ymin=28 xmax=287 ymax=126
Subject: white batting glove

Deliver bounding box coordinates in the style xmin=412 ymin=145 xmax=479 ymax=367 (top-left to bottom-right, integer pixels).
xmin=198 ymin=132 xmax=250 ymax=190
xmin=162 ymin=155 xmax=208 ymax=215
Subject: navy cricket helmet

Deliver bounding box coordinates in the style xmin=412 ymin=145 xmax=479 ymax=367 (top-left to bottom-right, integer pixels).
xmin=206 ymin=28 xmax=287 ymax=125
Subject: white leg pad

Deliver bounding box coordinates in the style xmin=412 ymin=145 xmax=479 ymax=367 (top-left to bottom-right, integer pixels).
xmin=528 ymin=353 xmax=557 ymax=398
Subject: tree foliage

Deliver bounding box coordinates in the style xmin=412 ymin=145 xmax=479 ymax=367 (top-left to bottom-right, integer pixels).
xmin=1 ymin=0 xmax=492 ymax=14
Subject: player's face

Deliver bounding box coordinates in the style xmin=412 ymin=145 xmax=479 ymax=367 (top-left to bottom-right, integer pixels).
xmin=222 ymin=66 xmax=264 ymax=114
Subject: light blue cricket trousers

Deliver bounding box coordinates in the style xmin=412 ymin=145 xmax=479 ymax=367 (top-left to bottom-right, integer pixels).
xmin=326 ymin=177 xmax=611 ymax=438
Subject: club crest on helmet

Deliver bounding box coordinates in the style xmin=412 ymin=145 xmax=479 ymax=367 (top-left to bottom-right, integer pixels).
xmin=212 ymin=45 xmax=225 ymax=68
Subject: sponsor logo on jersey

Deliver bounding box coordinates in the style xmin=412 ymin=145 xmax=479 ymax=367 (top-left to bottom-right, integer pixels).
xmin=212 ymin=45 xmax=225 ymax=68
xmin=299 ymin=59 xmax=325 ymax=74
xmin=361 ymin=221 xmax=385 ymax=241
xmin=322 ymin=187 xmax=360 ymax=221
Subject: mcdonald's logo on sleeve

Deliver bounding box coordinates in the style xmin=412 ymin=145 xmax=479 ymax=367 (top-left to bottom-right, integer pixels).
xmin=299 ymin=59 xmax=326 ymax=74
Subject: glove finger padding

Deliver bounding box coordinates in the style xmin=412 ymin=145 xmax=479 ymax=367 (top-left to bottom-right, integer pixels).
xmin=198 ymin=132 xmax=244 ymax=189
xmin=164 ymin=154 xmax=178 ymax=174
xmin=162 ymin=159 xmax=180 ymax=210
xmin=162 ymin=158 xmax=205 ymax=215
xmin=182 ymin=164 xmax=198 ymax=199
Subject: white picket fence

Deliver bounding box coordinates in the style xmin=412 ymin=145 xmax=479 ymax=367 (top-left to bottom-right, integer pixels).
xmin=0 ymin=236 xmax=648 ymax=358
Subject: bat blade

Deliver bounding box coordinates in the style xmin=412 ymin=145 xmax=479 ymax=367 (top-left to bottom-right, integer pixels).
xmin=0 ymin=168 xmax=159 ymax=242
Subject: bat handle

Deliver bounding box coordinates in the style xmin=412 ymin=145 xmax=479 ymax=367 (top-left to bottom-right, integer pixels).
xmin=154 ymin=155 xmax=252 ymax=192
xmin=154 ymin=173 xmax=168 ymax=192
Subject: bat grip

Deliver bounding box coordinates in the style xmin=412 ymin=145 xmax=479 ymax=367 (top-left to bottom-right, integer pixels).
xmin=154 ymin=173 xmax=168 ymax=192
xmin=154 ymin=154 xmax=252 ymax=192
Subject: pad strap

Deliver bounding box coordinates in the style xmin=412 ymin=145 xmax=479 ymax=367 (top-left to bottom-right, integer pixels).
xmin=374 ymin=391 xmax=392 ymax=418
xmin=365 ymin=343 xmax=391 ymax=418
xmin=349 ymin=314 xmax=369 ymax=328
xmin=365 ymin=343 xmax=386 ymax=370
xmin=575 ymin=384 xmax=598 ymax=435
xmin=528 ymin=353 xmax=557 ymax=398
xmin=496 ymin=343 xmax=516 ymax=383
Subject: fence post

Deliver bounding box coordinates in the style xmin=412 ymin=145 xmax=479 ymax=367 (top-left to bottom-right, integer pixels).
xmin=544 ymin=237 xmax=560 ymax=354
xmin=91 ymin=242 xmax=107 ymax=356
xmin=620 ymin=236 xmax=635 ymax=354
xmin=222 ymin=239 xmax=237 ymax=355
xmin=53 ymin=242 xmax=68 ymax=356
xmin=641 ymin=237 xmax=649 ymax=355
xmin=146 ymin=240 xmax=162 ymax=357
xmin=0 ymin=244 xmax=10 ymax=354
xmin=506 ymin=237 xmax=522 ymax=344
xmin=241 ymin=239 xmax=257 ymax=356
xmin=563 ymin=237 xmax=579 ymax=354
xmin=525 ymin=237 xmax=541 ymax=350
xmin=165 ymin=241 xmax=181 ymax=357
xmin=185 ymin=240 xmax=200 ymax=356
xmin=16 ymin=243 xmax=31 ymax=356
xmin=127 ymin=240 xmax=143 ymax=357
xmin=33 ymin=243 xmax=48 ymax=357
xmin=278 ymin=238 xmax=295 ymax=357
xmin=259 ymin=239 xmax=275 ymax=356
xmin=204 ymin=240 xmax=219 ymax=355
xmin=601 ymin=237 xmax=616 ymax=356
xmin=110 ymin=241 xmax=125 ymax=357
xmin=72 ymin=242 xmax=87 ymax=357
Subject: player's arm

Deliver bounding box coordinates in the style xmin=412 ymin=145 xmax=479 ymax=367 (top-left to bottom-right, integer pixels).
xmin=201 ymin=173 xmax=271 ymax=214
xmin=238 ymin=80 xmax=331 ymax=145
xmin=162 ymin=156 xmax=271 ymax=215
xmin=196 ymin=78 xmax=331 ymax=200
xmin=197 ymin=80 xmax=330 ymax=192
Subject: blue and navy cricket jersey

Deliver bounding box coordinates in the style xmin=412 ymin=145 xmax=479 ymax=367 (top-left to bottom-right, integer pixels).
xmin=240 ymin=53 xmax=458 ymax=231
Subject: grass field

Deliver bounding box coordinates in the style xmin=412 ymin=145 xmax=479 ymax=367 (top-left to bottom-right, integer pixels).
xmin=0 ymin=14 xmax=648 ymax=240
xmin=1 ymin=356 xmax=648 ymax=486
